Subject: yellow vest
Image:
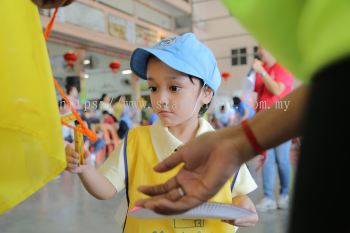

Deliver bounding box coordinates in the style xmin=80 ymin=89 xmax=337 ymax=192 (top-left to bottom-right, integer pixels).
xmin=0 ymin=1 xmax=66 ymax=214
xmin=123 ymin=126 xmax=236 ymax=233
xmin=114 ymin=102 xmax=126 ymax=119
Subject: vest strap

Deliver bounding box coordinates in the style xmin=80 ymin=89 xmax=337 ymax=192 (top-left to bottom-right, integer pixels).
xmin=231 ymin=168 xmax=240 ymax=192
xmin=123 ymin=130 xmax=129 ymax=232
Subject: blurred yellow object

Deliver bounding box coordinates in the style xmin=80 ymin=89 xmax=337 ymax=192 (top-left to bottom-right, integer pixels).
xmin=60 ymin=113 xmax=76 ymax=124
xmin=0 ymin=0 xmax=66 ymax=214
xmin=74 ymin=124 xmax=84 ymax=166
xmin=114 ymin=101 xmax=125 ymax=119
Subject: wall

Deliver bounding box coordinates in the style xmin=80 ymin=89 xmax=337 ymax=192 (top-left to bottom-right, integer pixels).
xmin=192 ymin=0 xmax=257 ymax=99
xmin=48 ymin=42 xmax=142 ymax=100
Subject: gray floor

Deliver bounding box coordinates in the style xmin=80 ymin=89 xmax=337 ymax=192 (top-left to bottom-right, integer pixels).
xmin=0 ymin=157 xmax=291 ymax=233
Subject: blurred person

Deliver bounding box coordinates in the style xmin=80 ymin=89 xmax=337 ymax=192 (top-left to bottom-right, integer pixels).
xmin=58 ymin=99 xmax=74 ymax=143
xmin=66 ymin=85 xmax=81 ymax=111
xmin=117 ymin=107 xmax=133 ymax=139
xmin=253 ymin=47 xmax=294 ymax=211
xmin=214 ymin=104 xmax=235 ymax=128
xmin=102 ymin=111 xmax=117 ymax=125
xmin=99 ymin=93 xmax=115 ymax=116
xmin=232 ymin=96 xmax=255 ymax=123
xmin=113 ymin=95 xmax=126 ymax=120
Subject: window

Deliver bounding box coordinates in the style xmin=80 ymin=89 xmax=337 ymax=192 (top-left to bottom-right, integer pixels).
xmin=231 ymin=48 xmax=247 ymax=66
xmin=253 ymin=46 xmax=259 ymax=59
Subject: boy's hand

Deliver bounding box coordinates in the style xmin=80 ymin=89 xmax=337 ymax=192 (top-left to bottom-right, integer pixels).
xmin=65 ymin=144 xmax=88 ymax=174
xmin=31 ymin=0 xmax=75 ymax=9
xmin=222 ymin=196 xmax=259 ymax=227
xmin=222 ymin=213 xmax=259 ymax=227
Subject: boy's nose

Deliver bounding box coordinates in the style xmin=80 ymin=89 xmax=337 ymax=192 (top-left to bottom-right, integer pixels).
xmin=158 ymin=91 xmax=169 ymax=105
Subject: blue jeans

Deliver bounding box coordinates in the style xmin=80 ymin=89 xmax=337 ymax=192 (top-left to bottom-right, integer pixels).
xmin=262 ymin=140 xmax=291 ymax=200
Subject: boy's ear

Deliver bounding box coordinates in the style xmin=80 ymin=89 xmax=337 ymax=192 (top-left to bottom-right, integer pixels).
xmin=204 ymin=86 xmax=212 ymax=97
xmin=202 ymin=87 xmax=213 ymax=104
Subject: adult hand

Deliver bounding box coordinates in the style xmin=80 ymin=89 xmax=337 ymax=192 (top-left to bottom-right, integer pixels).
xmin=135 ymin=127 xmax=255 ymax=214
xmin=31 ymin=0 xmax=75 ymax=9
xmin=252 ymin=58 xmax=265 ymax=74
xmin=136 ymin=86 xmax=307 ymax=214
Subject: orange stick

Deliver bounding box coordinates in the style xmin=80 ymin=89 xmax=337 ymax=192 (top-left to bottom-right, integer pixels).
xmin=44 ymin=2 xmax=97 ymax=142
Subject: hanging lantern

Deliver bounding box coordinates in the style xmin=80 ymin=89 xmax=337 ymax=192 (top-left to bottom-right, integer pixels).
xmin=109 ymin=60 xmax=121 ymax=73
xmin=221 ymin=71 xmax=231 ymax=80
xmin=63 ymin=51 xmax=77 ymax=68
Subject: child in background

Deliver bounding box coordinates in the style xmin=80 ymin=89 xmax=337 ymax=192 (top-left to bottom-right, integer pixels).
xmin=58 ymin=99 xmax=74 ymax=143
xmin=65 ymin=33 xmax=258 ymax=233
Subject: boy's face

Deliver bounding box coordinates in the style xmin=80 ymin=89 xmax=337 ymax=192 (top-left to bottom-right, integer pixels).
xmin=147 ymin=57 xmax=212 ymax=127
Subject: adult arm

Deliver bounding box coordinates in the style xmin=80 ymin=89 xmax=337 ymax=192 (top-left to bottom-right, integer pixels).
xmin=135 ymin=85 xmax=309 ymax=214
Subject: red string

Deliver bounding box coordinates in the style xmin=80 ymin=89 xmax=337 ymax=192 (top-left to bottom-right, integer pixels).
xmin=241 ymin=120 xmax=267 ymax=171
xmin=241 ymin=120 xmax=265 ymax=155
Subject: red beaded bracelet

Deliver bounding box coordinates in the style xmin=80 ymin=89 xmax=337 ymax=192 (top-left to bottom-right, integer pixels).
xmin=241 ymin=120 xmax=265 ymax=155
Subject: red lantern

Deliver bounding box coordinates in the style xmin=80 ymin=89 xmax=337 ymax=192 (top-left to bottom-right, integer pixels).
xmin=109 ymin=60 xmax=121 ymax=73
xmin=63 ymin=51 xmax=78 ymax=68
xmin=221 ymin=72 xmax=231 ymax=80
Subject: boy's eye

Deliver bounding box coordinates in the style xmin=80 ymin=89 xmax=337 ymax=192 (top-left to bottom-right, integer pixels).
xmin=170 ymin=86 xmax=181 ymax=92
xmin=149 ymin=86 xmax=157 ymax=92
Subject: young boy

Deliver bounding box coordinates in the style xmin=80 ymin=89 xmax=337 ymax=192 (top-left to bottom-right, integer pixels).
xmin=65 ymin=33 xmax=258 ymax=232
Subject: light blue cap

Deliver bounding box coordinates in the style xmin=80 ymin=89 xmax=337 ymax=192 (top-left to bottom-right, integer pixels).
xmin=130 ymin=32 xmax=221 ymax=92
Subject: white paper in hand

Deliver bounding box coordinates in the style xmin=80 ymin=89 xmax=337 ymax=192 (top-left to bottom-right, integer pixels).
xmin=128 ymin=202 xmax=253 ymax=220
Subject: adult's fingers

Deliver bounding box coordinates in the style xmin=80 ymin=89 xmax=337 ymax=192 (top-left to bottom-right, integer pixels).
xmin=138 ymin=177 xmax=178 ymax=196
xmin=136 ymin=188 xmax=185 ymax=208
xmin=153 ymin=151 xmax=183 ymax=173
xmin=142 ymin=195 xmax=203 ymax=215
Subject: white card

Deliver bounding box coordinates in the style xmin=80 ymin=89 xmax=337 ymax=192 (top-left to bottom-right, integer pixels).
xmin=128 ymin=202 xmax=253 ymax=220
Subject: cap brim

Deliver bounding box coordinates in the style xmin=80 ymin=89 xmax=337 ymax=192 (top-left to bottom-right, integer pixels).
xmin=130 ymin=48 xmax=152 ymax=80
xmin=131 ymin=47 xmax=192 ymax=80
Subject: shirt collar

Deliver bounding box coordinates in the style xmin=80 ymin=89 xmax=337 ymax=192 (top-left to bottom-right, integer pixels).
xmin=150 ymin=119 xmax=214 ymax=161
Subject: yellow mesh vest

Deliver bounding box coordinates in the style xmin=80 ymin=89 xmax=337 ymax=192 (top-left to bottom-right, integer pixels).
xmin=123 ymin=127 xmax=236 ymax=233
xmin=0 ymin=1 xmax=66 ymax=214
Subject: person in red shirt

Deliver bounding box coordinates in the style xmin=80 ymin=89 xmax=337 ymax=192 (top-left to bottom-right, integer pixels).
xmin=253 ymin=48 xmax=294 ymax=111
xmin=253 ymin=47 xmax=294 ymax=211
